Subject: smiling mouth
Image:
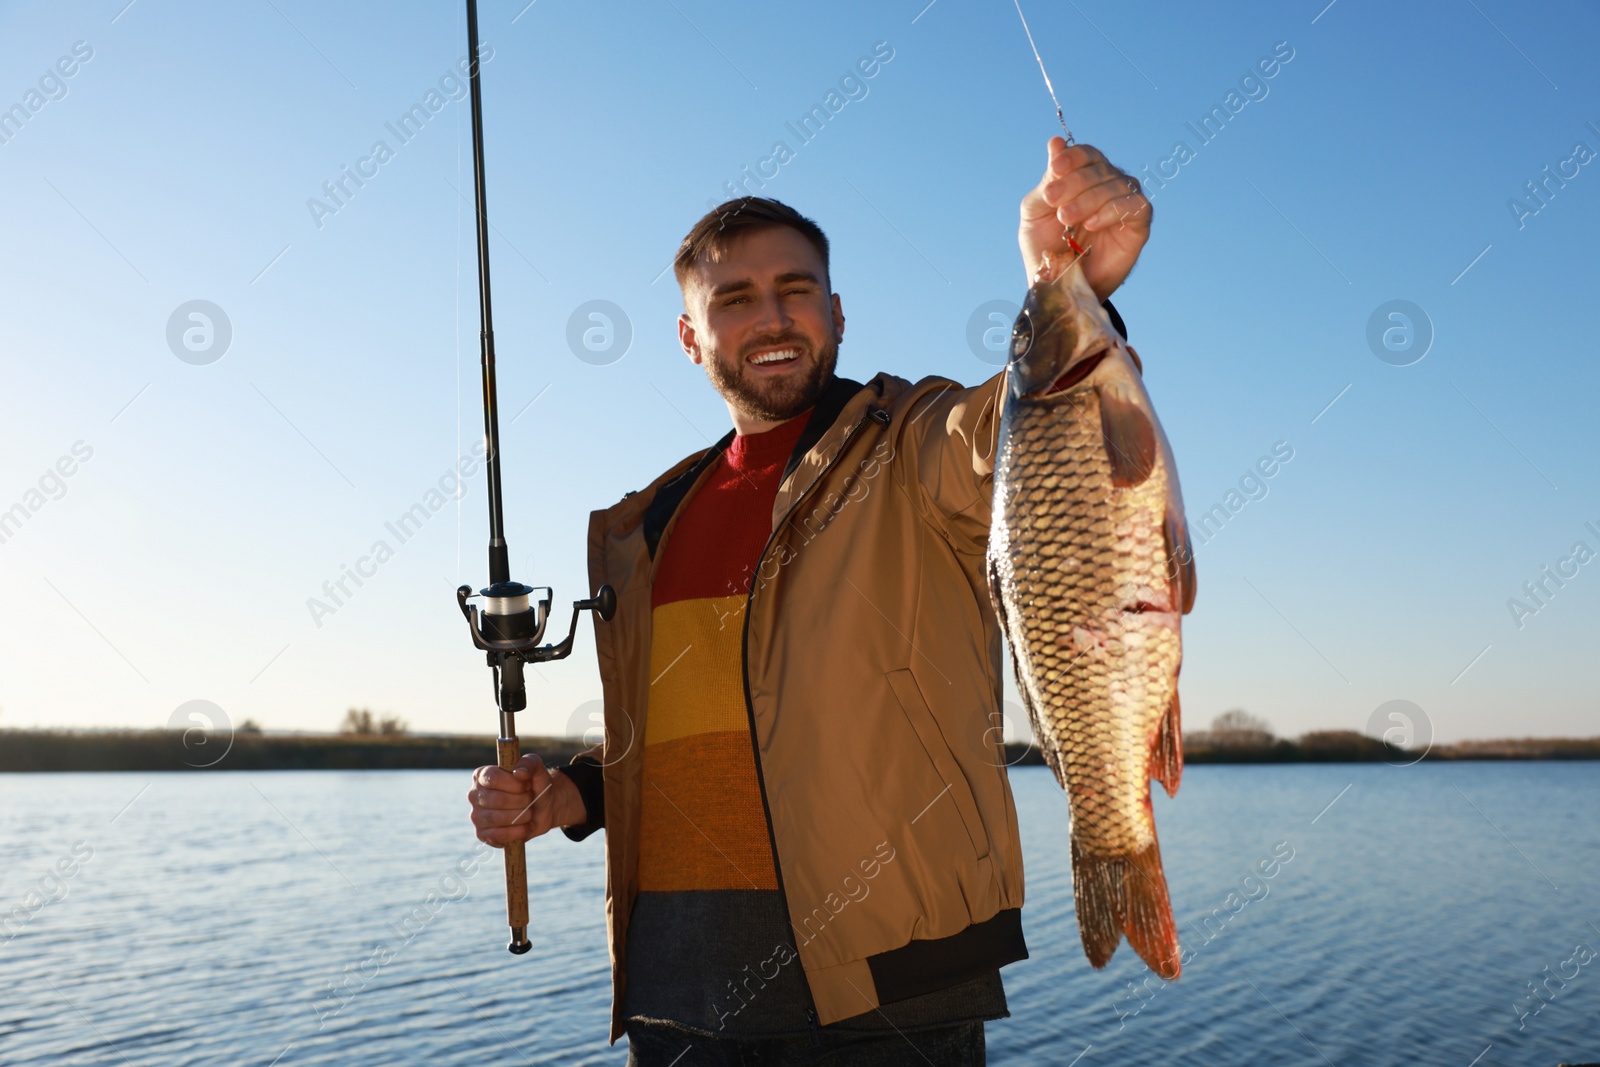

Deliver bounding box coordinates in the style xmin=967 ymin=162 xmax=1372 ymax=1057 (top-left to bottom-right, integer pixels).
xmin=747 ymin=347 xmax=802 ymax=366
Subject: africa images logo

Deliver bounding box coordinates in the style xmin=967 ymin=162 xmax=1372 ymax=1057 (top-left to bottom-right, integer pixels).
xmin=166 ymin=300 xmax=233 ymax=365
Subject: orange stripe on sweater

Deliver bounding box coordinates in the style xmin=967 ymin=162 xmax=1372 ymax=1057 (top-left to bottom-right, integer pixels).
xmin=637 ymin=729 xmax=778 ymax=892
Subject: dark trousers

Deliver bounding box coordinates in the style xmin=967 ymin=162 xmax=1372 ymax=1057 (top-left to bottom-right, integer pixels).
xmin=625 ymin=1019 xmax=986 ymax=1066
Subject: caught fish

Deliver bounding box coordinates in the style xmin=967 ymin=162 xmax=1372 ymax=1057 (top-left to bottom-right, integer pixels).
xmin=987 ymin=250 xmax=1197 ymax=979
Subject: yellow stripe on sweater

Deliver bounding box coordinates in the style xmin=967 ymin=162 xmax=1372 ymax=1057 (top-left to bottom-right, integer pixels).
xmin=645 ymin=594 xmax=750 ymax=747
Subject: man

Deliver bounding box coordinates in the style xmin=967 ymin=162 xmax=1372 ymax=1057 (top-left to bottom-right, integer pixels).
xmin=468 ymin=136 xmax=1152 ymax=1065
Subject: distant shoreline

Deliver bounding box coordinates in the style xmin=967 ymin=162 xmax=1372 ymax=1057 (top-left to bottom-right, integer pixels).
xmin=0 ymin=730 xmax=589 ymax=773
xmin=1 ymin=728 xmax=1596 ymax=773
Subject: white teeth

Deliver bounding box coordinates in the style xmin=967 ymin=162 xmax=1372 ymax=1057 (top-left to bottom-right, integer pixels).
xmin=750 ymin=349 xmax=799 ymax=365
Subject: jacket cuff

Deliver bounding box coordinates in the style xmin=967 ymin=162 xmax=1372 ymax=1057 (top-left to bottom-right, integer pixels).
xmin=557 ymin=756 xmax=605 ymax=841
xmin=1102 ymin=299 xmax=1127 ymax=341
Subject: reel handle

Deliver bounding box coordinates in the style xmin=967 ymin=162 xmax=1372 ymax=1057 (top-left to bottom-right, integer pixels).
xmin=576 ymin=585 xmax=617 ymax=622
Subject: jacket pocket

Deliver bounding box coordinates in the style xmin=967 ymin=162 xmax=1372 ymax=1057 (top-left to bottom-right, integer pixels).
xmin=885 ymin=668 xmax=990 ymax=861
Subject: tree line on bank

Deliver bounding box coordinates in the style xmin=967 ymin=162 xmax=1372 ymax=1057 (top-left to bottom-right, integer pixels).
xmin=0 ymin=708 xmax=1594 ymax=772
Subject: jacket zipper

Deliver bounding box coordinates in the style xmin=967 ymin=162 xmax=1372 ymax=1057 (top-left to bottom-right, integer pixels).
xmin=738 ymin=408 xmax=877 ymax=1046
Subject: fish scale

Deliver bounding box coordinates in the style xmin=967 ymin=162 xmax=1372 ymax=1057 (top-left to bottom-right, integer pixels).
xmin=988 ymin=253 xmax=1196 ymax=980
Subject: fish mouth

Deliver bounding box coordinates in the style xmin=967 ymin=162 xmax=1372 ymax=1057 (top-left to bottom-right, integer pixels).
xmin=1039 ymin=348 xmax=1110 ymax=396
xmin=1033 ymin=249 xmax=1073 ymax=285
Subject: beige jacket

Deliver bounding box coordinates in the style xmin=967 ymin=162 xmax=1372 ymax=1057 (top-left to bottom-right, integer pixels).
xmin=575 ymin=369 xmax=1028 ymax=1043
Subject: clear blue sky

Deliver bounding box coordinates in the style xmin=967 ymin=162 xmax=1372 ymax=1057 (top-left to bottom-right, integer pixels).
xmin=1 ymin=0 xmax=1595 ymax=744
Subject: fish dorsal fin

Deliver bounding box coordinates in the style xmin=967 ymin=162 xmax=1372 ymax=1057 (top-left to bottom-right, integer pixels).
xmin=1097 ymin=384 xmax=1157 ymax=487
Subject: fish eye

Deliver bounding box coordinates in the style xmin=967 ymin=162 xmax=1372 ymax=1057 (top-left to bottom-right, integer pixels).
xmin=1010 ymin=310 xmax=1033 ymax=362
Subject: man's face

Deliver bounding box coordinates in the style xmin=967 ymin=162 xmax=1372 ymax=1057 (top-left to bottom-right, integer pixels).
xmin=678 ymin=226 xmax=845 ymax=429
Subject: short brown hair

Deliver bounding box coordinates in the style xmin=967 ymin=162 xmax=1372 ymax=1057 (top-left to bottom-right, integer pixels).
xmin=673 ymin=197 xmax=831 ymax=291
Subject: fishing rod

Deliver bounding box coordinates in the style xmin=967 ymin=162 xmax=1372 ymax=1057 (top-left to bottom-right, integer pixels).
xmin=454 ymin=0 xmax=615 ymax=955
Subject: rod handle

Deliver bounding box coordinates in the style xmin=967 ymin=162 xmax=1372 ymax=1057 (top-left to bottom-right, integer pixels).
xmin=498 ymin=735 xmax=532 ymax=954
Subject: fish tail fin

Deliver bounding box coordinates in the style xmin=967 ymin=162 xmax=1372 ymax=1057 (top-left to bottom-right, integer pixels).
xmin=1123 ymin=838 xmax=1182 ymax=980
xmin=1152 ymin=689 xmax=1183 ymax=798
xmin=1070 ymin=836 xmax=1124 ymax=971
xmin=1071 ymin=835 xmax=1182 ymax=980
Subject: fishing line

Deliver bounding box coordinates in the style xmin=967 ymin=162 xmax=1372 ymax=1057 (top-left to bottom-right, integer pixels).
xmin=1013 ymin=0 xmax=1073 ymax=146
xmin=1012 ymin=0 xmax=1087 ymax=258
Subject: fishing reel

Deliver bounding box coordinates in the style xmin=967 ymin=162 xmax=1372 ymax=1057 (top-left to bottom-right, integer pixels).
xmin=456 ymin=580 xmax=617 ymax=713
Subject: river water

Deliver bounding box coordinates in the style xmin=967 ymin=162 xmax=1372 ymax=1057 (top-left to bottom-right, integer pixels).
xmin=1 ymin=762 xmax=1595 ymax=1065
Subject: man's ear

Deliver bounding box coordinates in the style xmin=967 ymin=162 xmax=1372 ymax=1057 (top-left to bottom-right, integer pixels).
xmin=831 ymin=293 xmax=845 ymax=343
xmin=678 ymin=312 xmax=703 ymax=365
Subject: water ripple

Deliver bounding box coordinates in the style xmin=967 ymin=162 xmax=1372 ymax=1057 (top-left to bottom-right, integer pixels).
xmin=1 ymin=764 xmax=1596 ymax=1065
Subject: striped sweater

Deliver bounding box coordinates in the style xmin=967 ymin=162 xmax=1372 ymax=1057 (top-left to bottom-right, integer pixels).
xmin=620 ymin=411 xmax=1007 ymax=1037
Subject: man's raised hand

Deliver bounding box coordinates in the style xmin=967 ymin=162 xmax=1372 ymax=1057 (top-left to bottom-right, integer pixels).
xmin=1019 ymin=136 xmax=1152 ymax=301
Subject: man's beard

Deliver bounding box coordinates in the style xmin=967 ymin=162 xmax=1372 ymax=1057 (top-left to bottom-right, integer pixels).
xmin=703 ymin=331 xmax=838 ymax=424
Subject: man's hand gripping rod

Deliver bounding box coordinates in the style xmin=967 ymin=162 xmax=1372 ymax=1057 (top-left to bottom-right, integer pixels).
xmin=455 ymin=0 xmax=615 ymax=955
